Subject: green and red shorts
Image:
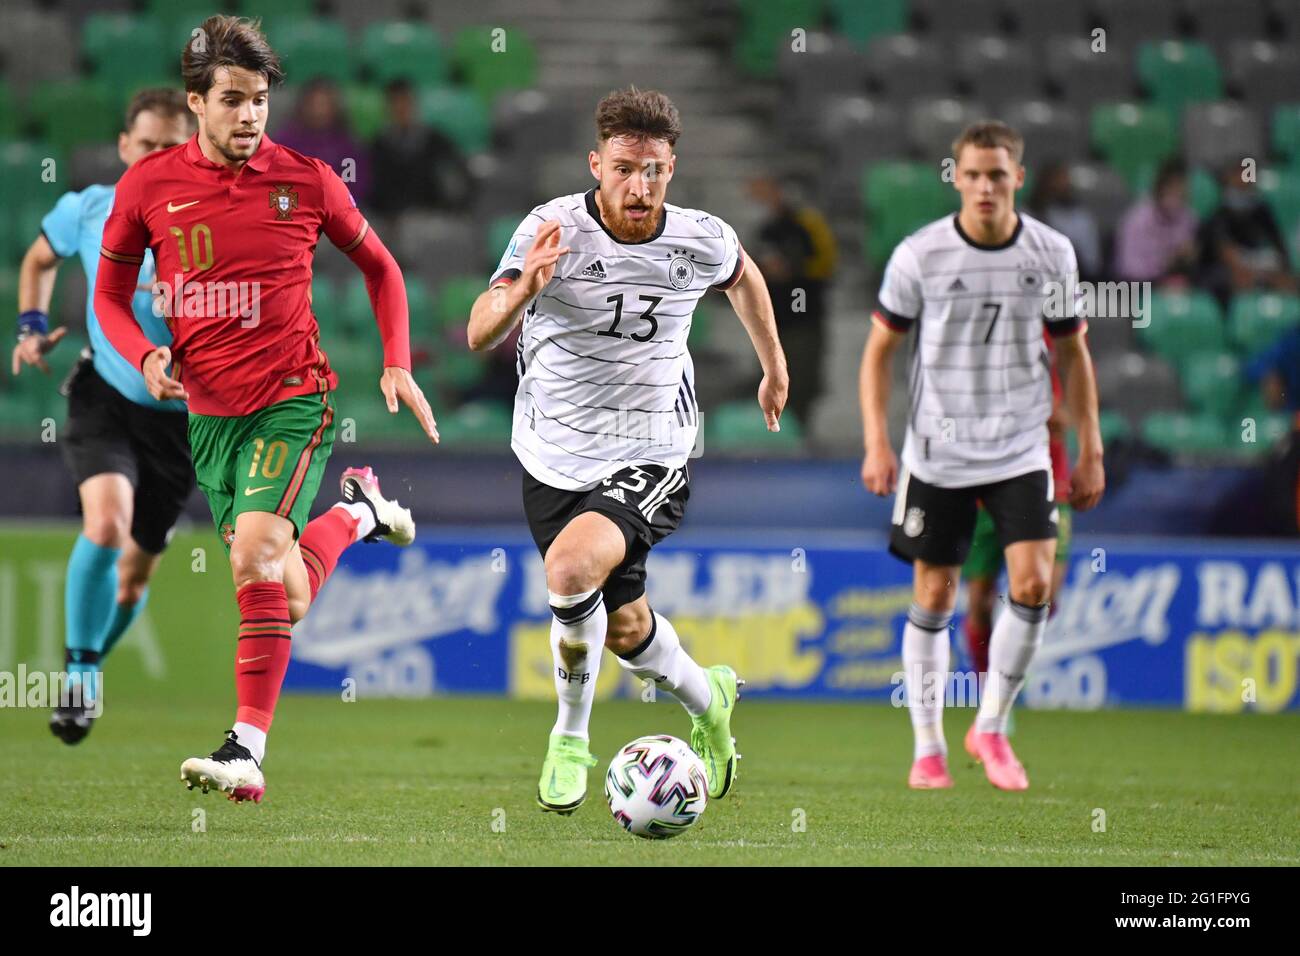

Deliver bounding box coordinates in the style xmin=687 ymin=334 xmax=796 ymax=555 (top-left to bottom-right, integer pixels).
xmin=188 ymin=392 xmax=336 ymax=552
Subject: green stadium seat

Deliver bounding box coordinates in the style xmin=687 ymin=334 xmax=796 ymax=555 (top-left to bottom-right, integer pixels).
xmin=1133 ymin=164 xmax=1219 ymax=219
xmin=436 ymin=277 xmax=486 ymax=332
xmin=430 ymin=351 xmax=488 ymax=392
xmin=0 ymin=82 xmax=18 ymax=140
xmin=29 ymin=81 xmax=119 ymax=154
xmin=735 ymin=0 xmax=827 ymax=77
xmin=452 ymin=26 xmax=537 ymax=102
xmin=436 ymin=400 xmax=513 ymax=446
xmin=1229 ymin=292 xmax=1300 ymax=355
xmin=418 ymin=86 xmax=490 ymax=153
xmin=276 ymin=20 xmax=352 ymax=85
xmin=1139 ymin=291 xmax=1226 ymax=364
xmin=1098 ymin=409 xmax=1132 ymax=446
xmin=863 ymin=161 xmax=957 ymax=266
xmin=1091 ymin=102 xmax=1179 ymax=186
xmin=343 ymin=86 xmax=387 ymax=141
xmin=1137 ymin=41 xmax=1223 ymax=111
xmin=362 ymin=22 xmax=446 ymax=85
xmin=830 ymin=0 xmax=907 ymax=46
xmin=487 ymin=215 xmax=519 ymax=267
xmin=310 ymin=275 xmax=340 ymax=329
xmin=688 ymin=303 xmax=717 ymax=349
xmin=1271 ymin=104 xmax=1300 ymax=163
xmin=1257 ymin=167 xmax=1300 ymax=238
xmin=243 ymin=0 xmax=317 ymax=22
xmin=83 ymin=14 xmax=170 ymax=90
xmin=405 ymin=277 xmax=434 ymax=334
xmin=1179 ymin=351 xmax=1242 ymax=417
xmin=705 ymin=401 xmax=803 ymax=450
xmin=1141 ymin=411 xmax=1227 ymax=455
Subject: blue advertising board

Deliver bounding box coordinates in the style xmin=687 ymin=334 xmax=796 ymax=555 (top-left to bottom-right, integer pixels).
xmin=285 ymin=530 xmax=1300 ymax=712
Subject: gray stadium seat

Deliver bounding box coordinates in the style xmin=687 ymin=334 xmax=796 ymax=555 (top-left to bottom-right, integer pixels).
xmin=1094 ymin=350 xmax=1184 ymax=420
xmin=818 ymin=96 xmax=905 ymax=204
xmin=394 ymin=212 xmax=483 ymax=287
xmin=1000 ymin=0 xmax=1091 ymax=38
xmin=865 ymin=34 xmax=953 ymax=103
xmin=492 ymin=89 xmax=578 ymax=156
xmin=1066 ymin=161 xmax=1132 ymax=235
xmin=1089 ymin=0 xmax=1180 ymax=44
xmin=778 ymin=31 xmax=870 ymax=104
xmin=1184 ymin=0 xmax=1269 ymax=55
xmin=907 ymin=97 xmax=991 ymax=161
xmin=957 ymin=35 xmax=1040 ymax=104
xmin=69 ymin=144 xmax=121 ymax=192
xmin=999 ymin=100 xmax=1087 ymax=167
xmin=0 ymin=9 xmax=76 ymax=90
xmin=1082 ymin=305 xmax=1135 ymax=364
xmin=1043 ymin=34 xmax=1136 ymax=105
xmin=1228 ymin=40 xmax=1300 ymax=111
xmin=1183 ymin=102 xmax=1264 ymax=171
xmin=911 ymin=0 xmax=1004 ymax=36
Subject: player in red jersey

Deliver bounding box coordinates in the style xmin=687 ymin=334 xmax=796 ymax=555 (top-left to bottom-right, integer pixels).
xmin=95 ymin=16 xmax=438 ymax=802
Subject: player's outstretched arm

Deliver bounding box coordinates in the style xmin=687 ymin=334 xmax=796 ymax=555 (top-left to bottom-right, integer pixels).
xmin=860 ymin=318 xmax=904 ymax=495
xmin=467 ymin=220 xmax=569 ymax=352
xmin=12 ymin=235 xmax=68 ymax=375
xmin=345 ymin=227 xmax=438 ymax=444
xmin=723 ymin=257 xmax=788 ymax=432
xmin=1056 ymin=332 xmax=1104 ymax=511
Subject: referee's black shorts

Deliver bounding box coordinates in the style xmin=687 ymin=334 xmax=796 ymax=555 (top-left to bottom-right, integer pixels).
xmin=61 ymin=355 xmax=194 ymax=554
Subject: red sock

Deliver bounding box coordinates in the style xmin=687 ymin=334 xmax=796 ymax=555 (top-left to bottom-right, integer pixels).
xmin=234 ymin=581 xmax=293 ymax=732
xmin=299 ymin=506 xmax=359 ymax=601
xmin=965 ymin=617 xmax=991 ymax=675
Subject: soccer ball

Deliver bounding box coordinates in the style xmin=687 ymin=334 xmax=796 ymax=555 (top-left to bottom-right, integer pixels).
xmin=604 ymin=734 xmax=709 ymax=839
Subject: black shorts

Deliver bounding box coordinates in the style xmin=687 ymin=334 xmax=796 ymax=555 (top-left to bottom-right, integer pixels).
xmin=888 ymin=466 xmax=1058 ymax=567
xmin=522 ymin=463 xmax=690 ymax=613
xmin=61 ymin=356 xmax=195 ymax=554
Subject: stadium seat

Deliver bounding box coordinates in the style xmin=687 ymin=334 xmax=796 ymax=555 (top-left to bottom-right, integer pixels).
xmin=1256 ymin=168 xmax=1300 ymax=238
xmin=1043 ymin=35 xmax=1135 ymax=105
xmin=342 ymin=86 xmax=387 ymax=141
xmin=276 ymin=19 xmax=353 ymax=85
xmin=1184 ymin=0 xmax=1270 ymax=57
xmin=906 ymin=97 xmax=990 ymax=161
xmin=1098 ymin=408 xmax=1133 ymax=446
xmin=0 ymin=9 xmax=77 ymax=87
xmin=418 ymin=86 xmax=491 ymax=153
xmin=487 ymin=216 xmax=519 ymax=269
xmin=706 ymin=401 xmax=803 ymax=451
xmin=1228 ymin=41 xmax=1300 ymax=113
xmin=862 ymin=161 xmax=956 ymax=265
xmin=435 ymin=400 xmax=513 ymax=446
xmin=1270 ymin=104 xmax=1300 ymax=163
xmin=1090 ymin=0 xmax=1179 ymax=43
xmin=999 ymin=100 xmax=1086 ymax=167
xmin=452 ymin=26 xmax=538 ymax=101
xmin=777 ymin=32 xmax=870 ymax=105
xmin=910 ymin=0 xmax=1001 ymax=36
xmin=1002 ymin=0 xmax=1090 ymax=38
xmin=1065 ymin=161 xmax=1131 ymax=235
xmin=957 ymin=36 xmax=1039 ymax=105
xmin=29 ymin=80 xmax=119 ymax=154
xmin=0 ymin=83 xmax=17 ymax=139
xmin=1182 ymin=102 xmax=1264 ymax=172
xmin=1090 ymin=102 xmax=1179 ymax=186
xmin=1139 ymin=291 xmax=1227 ymax=365
xmin=361 ymin=21 xmax=447 ymax=86
xmin=1141 ymin=411 xmax=1228 ymax=455
xmin=310 ymin=275 xmax=340 ymax=329
xmin=828 ymin=0 xmax=908 ymax=47
xmin=1138 ymin=41 xmax=1223 ymax=111
xmin=1228 ymin=292 xmax=1300 ymax=355
xmin=81 ymin=14 xmax=170 ymax=89
xmin=435 ymin=277 xmax=484 ymax=334
xmin=1179 ymin=351 xmax=1243 ymax=417
xmin=734 ymin=0 xmax=827 ymax=77
xmin=864 ymin=34 xmax=951 ymax=104
xmin=1133 ymin=164 xmax=1220 ymax=219
xmin=821 ymin=97 xmax=905 ymax=203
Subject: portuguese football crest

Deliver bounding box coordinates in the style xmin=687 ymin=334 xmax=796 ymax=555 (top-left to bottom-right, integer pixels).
xmin=269 ymin=185 xmax=298 ymax=221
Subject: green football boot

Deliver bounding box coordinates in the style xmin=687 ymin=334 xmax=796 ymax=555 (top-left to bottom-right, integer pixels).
xmin=536 ymin=733 xmax=598 ymax=814
xmin=690 ymin=665 xmax=743 ymax=799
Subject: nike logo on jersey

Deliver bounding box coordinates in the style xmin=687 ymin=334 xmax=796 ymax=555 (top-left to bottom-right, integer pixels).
xmin=167 ymin=200 xmax=200 ymax=213
xmin=245 ymin=485 xmax=274 ymax=496
xmin=580 ymin=259 xmax=607 ymax=279
xmin=238 ymin=654 xmax=272 ymax=664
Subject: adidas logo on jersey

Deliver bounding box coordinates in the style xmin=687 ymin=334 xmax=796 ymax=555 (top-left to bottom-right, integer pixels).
xmin=948 ymin=277 xmax=967 ymax=292
xmin=602 ymin=487 xmax=626 ymax=503
xmin=581 ymin=259 xmax=608 ymax=279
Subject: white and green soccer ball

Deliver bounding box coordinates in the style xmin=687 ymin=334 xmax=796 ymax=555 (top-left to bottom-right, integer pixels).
xmin=604 ymin=734 xmax=709 ymax=839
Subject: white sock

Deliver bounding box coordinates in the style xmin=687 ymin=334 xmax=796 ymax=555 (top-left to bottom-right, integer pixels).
xmin=332 ymin=501 xmax=375 ymax=541
xmin=231 ymin=721 xmax=267 ymax=764
xmin=903 ymin=603 xmax=951 ymax=760
xmin=615 ymin=612 xmax=712 ymax=716
xmin=976 ymin=599 xmax=1047 ymax=735
xmin=548 ymin=588 xmax=607 ymax=739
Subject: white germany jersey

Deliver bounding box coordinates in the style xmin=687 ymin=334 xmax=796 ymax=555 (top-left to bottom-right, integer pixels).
xmin=490 ymin=189 xmax=745 ymax=491
xmin=875 ymin=213 xmax=1086 ymax=489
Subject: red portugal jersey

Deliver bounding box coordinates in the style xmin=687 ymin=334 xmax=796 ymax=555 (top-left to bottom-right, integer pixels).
xmin=100 ymin=134 xmax=367 ymax=416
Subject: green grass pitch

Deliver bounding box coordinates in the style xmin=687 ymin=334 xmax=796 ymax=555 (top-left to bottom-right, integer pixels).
xmin=2 ymin=697 xmax=1296 ymax=866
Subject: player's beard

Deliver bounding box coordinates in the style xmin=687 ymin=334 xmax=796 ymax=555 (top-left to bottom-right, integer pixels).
xmin=604 ymin=200 xmax=662 ymax=242
xmin=213 ymin=127 xmax=261 ymax=164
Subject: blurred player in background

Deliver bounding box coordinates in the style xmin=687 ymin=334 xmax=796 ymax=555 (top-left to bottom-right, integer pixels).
xmin=963 ymin=331 xmax=1074 ymax=681
xmin=12 ymin=89 xmax=193 ymax=744
xmin=861 ymin=121 xmax=1104 ymax=792
xmin=468 ymin=87 xmax=788 ymax=813
xmin=95 ymin=16 xmax=437 ymax=802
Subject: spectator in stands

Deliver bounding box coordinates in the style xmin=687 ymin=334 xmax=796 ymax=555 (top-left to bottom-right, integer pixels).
xmin=1027 ymin=162 xmax=1102 ymax=280
xmin=370 ymin=79 xmax=474 ymax=216
xmin=1245 ymin=326 xmax=1300 ymax=533
xmin=1196 ymin=163 xmax=1295 ymax=309
xmin=275 ymin=77 xmax=371 ymax=203
xmin=749 ymin=175 xmax=837 ymax=427
xmin=1113 ymin=158 xmax=1198 ymax=285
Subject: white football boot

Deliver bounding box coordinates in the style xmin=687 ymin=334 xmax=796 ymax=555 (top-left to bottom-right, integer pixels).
xmin=339 ymin=466 xmax=416 ymax=546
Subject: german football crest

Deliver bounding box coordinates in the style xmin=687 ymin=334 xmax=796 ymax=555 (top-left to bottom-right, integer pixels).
xmin=269 ymin=185 xmax=298 ymax=221
xmin=669 ymin=254 xmax=694 ymax=290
